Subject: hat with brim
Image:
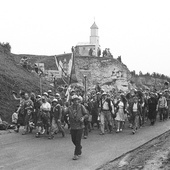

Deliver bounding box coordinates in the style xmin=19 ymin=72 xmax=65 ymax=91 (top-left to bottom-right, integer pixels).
xmin=48 ymin=90 xmax=52 ymax=93
xmin=102 ymin=92 xmax=107 ymax=96
xmin=37 ymin=95 xmax=41 ymax=98
xmin=52 ymin=98 xmax=58 ymax=103
xmin=43 ymin=92 xmax=48 ymax=96
xmin=55 ymin=93 xmax=60 ymax=97
xmin=72 ymin=95 xmax=79 ymax=100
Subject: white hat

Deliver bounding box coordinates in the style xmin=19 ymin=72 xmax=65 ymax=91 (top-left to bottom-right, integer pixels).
xmin=43 ymin=92 xmax=48 ymax=96
xmin=37 ymin=95 xmax=41 ymax=98
xmin=78 ymin=96 xmax=83 ymax=102
xmin=55 ymin=93 xmax=60 ymax=97
xmin=48 ymin=90 xmax=52 ymax=93
xmin=52 ymin=98 xmax=58 ymax=103
xmin=102 ymin=92 xmax=107 ymax=96
xmin=72 ymin=95 xmax=79 ymax=100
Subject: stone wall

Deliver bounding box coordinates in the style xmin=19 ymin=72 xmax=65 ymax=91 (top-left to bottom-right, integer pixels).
xmin=75 ymin=56 xmax=131 ymax=91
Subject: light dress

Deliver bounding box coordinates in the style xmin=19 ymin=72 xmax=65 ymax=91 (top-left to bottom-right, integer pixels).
xmin=115 ymin=101 xmax=125 ymax=121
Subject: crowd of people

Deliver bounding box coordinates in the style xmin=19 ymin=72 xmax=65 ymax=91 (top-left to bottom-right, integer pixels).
xmin=11 ymin=84 xmax=170 ymax=160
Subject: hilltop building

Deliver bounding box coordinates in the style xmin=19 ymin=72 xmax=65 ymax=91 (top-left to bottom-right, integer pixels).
xmin=75 ymin=22 xmax=100 ymax=57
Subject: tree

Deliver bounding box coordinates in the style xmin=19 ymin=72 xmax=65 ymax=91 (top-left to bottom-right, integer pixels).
xmin=0 ymin=42 xmax=11 ymax=53
xmin=130 ymin=70 xmax=136 ymax=76
xmin=139 ymin=71 xmax=143 ymax=76
xmin=117 ymin=56 xmax=122 ymax=62
xmin=152 ymin=72 xmax=156 ymax=78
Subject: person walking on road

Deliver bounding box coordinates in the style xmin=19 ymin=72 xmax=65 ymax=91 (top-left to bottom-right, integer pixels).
xmin=36 ymin=96 xmax=51 ymax=138
xmin=99 ymin=92 xmax=114 ymax=135
xmin=68 ymin=95 xmax=89 ymax=160
xmin=148 ymin=92 xmax=158 ymax=125
xmin=157 ymin=93 xmax=167 ymax=121
xmin=131 ymin=96 xmax=141 ymax=134
xmin=48 ymin=98 xmax=65 ymax=139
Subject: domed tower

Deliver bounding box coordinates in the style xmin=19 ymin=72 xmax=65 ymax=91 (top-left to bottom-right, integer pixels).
xmin=90 ymin=22 xmax=99 ymax=56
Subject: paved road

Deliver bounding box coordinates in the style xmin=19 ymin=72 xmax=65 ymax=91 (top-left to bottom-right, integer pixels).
xmin=0 ymin=120 xmax=170 ymax=170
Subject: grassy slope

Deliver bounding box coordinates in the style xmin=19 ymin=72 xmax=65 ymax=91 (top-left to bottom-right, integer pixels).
xmin=0 ymin=51 xmax=50 ymax=122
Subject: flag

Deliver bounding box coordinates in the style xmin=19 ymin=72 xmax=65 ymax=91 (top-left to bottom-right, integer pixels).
xmin=69 ymin=51 xmax=75 ymax=85
xmin=54 ymin=52 xmax=78 ymax=85
xmin=54 ymin=56 xmax=68 ymax=84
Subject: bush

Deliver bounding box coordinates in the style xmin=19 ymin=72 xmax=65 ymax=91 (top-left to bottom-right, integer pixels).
xmin=0 ymin=42 xmax=11 ymax=53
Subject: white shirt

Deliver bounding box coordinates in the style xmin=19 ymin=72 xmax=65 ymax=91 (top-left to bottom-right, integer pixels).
xmin=102 ymin=99 xmax=113 ymax=110
xmin=118 ymin=101 xmax=124 ymax=109
xmin=133 ymin=103 xmax=138 ymax=112
xmin=40 ymin=102 xmax=51 ymax=111
xmin=103 ymin=100 xmax=109 ymax=110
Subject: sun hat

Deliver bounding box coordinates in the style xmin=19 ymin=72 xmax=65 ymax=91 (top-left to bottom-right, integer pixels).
xmin=52 ymin=98 xmax=58 ymax=103
xmin=48 ymin=90 xmax=52 ymax=93
xmin=55 ymin=93 xmax=60 ymax=96
xmin=101 ymin=92 xmax=107 ymax=96
xmin=43 ymin=92 xmax=48 ymax=96
xmin=37 ymin=95 xmax=41 ymax=98
xmin=72 ymin=95 xmax=79 ymax=100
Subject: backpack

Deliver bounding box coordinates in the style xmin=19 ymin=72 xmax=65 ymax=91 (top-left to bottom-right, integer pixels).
xmin=101 ymin=98 xmax=112 ymax=112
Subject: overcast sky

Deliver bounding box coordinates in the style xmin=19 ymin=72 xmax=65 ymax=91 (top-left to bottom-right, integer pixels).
xmin=1 ymin=0 xmax=170 ymax=76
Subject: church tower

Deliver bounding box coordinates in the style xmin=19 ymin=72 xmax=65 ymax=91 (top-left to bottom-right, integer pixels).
xmin=90 ymin=22 xmax=99 ymax=56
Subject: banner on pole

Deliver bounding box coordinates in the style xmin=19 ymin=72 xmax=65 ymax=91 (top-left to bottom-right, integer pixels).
xmin=54 ymin=53 xmax=78 ymax=84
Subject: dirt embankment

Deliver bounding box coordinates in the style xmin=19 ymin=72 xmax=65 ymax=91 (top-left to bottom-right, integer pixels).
xmin=0 ymin=45 xmax=50 ymax=122
xmin=98 ymin=130 xmax=170 ymax=170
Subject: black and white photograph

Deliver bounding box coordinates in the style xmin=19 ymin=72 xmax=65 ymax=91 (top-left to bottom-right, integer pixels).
xmin=1 ymin=0 xmax=170 ymax=169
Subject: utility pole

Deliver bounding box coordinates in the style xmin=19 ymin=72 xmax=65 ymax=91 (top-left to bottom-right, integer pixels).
xmin=39 ymin=74 xmax=42 ymax=96
xmin=54 ymin=76 xmax=56 ymax=93
xmin=84 ymin=75 xmax=87 ymax=102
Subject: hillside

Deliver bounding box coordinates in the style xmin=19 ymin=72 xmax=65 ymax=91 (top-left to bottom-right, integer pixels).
xmin=131 ymin=75 xmax=169 ymax=91
xmin=0 ymin=45 xmax=50 ymax=122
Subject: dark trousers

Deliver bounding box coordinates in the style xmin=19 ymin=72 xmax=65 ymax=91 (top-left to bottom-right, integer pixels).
xmin=159 ymin=108 xmax=165 ymax=121
xmin=83 ymin=121 xmax=89 ymax=137
xmin=141 ymin=107 xmax=147 ymax=125
xmin=164 ymin=108 xmax=168 ymax=119
xmin=71 ymin=129 xmax=83 ymax=156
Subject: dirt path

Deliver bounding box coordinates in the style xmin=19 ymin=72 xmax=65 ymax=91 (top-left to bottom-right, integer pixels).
xmin=98 ymin=130 xmax=170 ymax=170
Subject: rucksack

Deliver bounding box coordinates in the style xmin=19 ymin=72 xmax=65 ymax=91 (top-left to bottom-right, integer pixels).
xmin=101 ymin=98 xmax=112 ymax=112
